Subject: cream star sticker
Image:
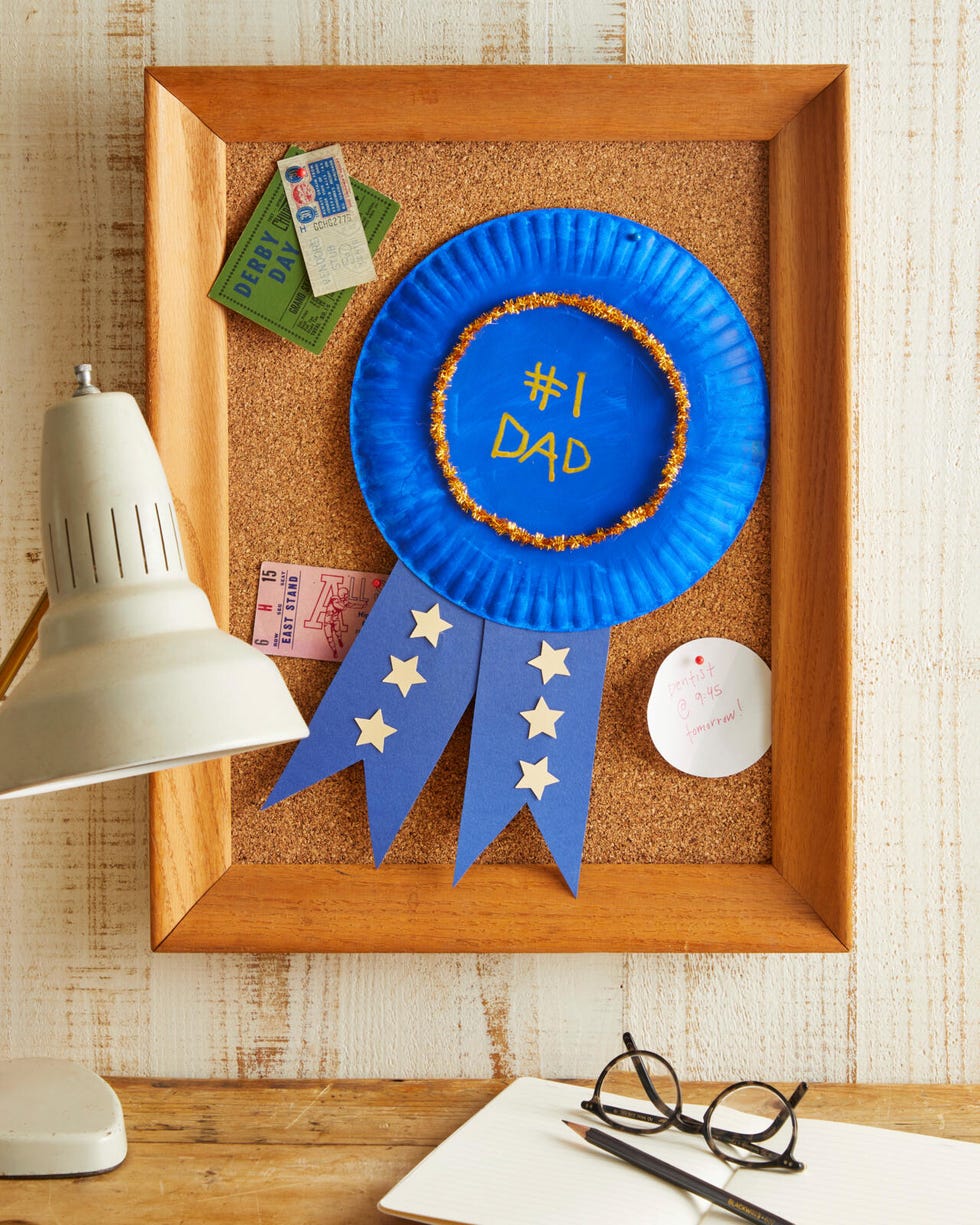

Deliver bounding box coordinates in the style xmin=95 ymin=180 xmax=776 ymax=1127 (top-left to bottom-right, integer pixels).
xmin=528 ymin=640 xmax=571 ymax=684
xmin=520 ymin=696 xmax=564 ymax=739
xmin=383 ymin=654 xmax=426 ymax=697
xmin=354 ymin=709 xmax=396 ymax=753
xmin=410 ymin=603 xmax=453 ymax=647
xmin=515 ymin=756 xmax=559 ymax=801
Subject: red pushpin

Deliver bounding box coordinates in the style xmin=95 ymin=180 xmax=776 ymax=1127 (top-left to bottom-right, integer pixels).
xmin=695 ymin=655 xmax=704 ymax=666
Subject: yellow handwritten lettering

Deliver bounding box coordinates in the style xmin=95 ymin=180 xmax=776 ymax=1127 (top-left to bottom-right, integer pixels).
xmin=519 ymin=431 xmax=559 ymax=482
xmin=572 ymin=372 xmax=586 ymax=418
xmin=491 ymin=413 xmax=529 ymax=458
xmin=491 ymin=409 xmax=590 ymax=485
xmin=563 ymin=437 xmax=591 ymax=474
xmin=523 ymin=362 xmax=567 ymax=411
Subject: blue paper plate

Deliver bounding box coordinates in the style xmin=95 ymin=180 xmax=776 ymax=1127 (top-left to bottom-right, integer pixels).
xmin=350 ymin=209 xmax=768 ymax=632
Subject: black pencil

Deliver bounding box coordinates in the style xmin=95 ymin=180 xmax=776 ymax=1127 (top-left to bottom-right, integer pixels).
xmin=563 ymin=1120 xmax=798 ymax=1225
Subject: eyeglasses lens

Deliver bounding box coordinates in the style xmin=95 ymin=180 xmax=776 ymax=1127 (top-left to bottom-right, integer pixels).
xmin=706 ymin=1084 xmax=795 ymax=1164
xmin=597 ymin=1051 xmax=679 ymax=1133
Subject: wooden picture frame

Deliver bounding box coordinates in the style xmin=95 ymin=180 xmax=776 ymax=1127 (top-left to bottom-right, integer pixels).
xmin=145 ymin=65 xmax=851 ymax=954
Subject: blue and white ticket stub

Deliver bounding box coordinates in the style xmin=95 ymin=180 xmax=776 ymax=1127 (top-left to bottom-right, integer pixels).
xmin=277 ymin=144 xmax=377 ymax=297
xmin=252 ymin=561 xmax=387 ymax=663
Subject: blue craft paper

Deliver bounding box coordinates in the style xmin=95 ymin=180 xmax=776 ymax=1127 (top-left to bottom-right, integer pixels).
xmin=454 ymin=620 xmax=610 ymax=894
xmin=264 ymin=562 xmax=484 ymax=865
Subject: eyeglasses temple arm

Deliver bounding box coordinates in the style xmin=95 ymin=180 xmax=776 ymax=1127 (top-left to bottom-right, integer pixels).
xmin=788 ymin=1082 xmax=808 ymax=1108
xmin=621 ymin=1034 xmax=677 ymax=1118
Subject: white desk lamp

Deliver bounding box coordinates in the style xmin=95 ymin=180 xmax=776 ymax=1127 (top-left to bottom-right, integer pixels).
xmin=0 ymin=367 xmax=309 ymax=1176
xmin=0 ymin=366 xmax=308 ymax=798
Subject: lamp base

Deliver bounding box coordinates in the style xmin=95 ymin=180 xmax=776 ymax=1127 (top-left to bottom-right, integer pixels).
xmin=0 ymin=1058 xmax=127 ymax=1177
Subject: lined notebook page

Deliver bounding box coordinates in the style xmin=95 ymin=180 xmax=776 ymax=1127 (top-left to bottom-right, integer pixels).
xmin=702 ymin=1114 xmax=980 ymax=1225
xmin=381 ymin=1077 xmax=980 ymax=1225
xmin=378 ymin=1077 xmax=732 ymax=1225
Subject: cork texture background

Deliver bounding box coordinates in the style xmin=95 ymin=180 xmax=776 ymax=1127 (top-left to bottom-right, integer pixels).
xmin=224 ymin=139 xmax=772 ymax=867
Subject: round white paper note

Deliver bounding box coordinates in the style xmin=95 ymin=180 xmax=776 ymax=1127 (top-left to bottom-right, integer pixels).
xmin=647 ymin=638 xmax=771 ymax=777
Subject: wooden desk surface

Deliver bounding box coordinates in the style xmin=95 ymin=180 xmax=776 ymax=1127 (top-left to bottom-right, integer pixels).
xmin=2 ymin=1079 xmax=977 ymax=1223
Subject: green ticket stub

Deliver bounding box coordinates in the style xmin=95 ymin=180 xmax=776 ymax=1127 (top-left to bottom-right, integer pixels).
xmin=209 ymin=146 xmax=399 ymax=354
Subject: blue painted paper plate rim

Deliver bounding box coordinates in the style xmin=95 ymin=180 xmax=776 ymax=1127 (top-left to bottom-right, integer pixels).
xmin=350 ymin=208 xmax=768 ymax=632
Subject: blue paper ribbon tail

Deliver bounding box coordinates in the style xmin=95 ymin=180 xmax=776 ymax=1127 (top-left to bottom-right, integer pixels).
xmin=452 ymin=803 xmax=586 ymax=894
xmin=550 ymin=842 xmax=583 ymax=896
xmin=364 ymin=757 xmax=455 ymax=867
xmin=368 ymin=806 xmax=403 ymax=867
xmin=264 ymin=562 xmax=484 ymax=861
xmin=453 ymin=622 xmax=609 ymax=895
xmin=452 ymin=814 xmax=509 ymax=887
xmin=262 ymin=739 xmax=358 ymax=809
xmin=263 ymin=769 xmax=306 ymax=811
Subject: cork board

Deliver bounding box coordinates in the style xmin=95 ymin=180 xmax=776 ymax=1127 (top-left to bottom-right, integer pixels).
xmin=226 ymin=139 xmax=770 ymax=869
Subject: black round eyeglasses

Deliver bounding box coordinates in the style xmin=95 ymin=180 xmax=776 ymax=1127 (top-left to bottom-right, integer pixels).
xmin=581 ymin=1033 xmax=807 ymax=1172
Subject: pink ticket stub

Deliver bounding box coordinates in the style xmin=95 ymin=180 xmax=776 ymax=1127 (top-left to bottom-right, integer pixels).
xmin=252 ymin=561 xmax=387 ymax=662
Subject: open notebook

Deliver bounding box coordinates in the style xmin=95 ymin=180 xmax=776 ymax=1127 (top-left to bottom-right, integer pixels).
xmin=379 ymin=1077 xmax=979 ymax=1225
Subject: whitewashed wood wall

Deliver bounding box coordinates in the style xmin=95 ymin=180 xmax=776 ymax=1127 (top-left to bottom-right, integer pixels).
xmin=0 ymin=0 xmax=976 ymax=1085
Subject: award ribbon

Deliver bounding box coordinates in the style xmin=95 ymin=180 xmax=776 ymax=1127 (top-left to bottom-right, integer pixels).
xmin=266 ymin=562 xmax=608 ymax=893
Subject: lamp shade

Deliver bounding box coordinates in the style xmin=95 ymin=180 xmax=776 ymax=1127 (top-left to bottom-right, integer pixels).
xmin=0 ymin=374 xmax=308 ymax=799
